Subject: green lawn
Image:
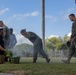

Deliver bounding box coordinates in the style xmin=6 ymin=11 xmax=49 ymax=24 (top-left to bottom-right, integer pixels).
xmin=0 ymin=57 xmax=76 ymax=75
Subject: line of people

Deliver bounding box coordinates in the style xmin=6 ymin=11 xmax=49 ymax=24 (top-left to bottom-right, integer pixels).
xmin=0 ymin=20 xmax=50 ymax=64
xmin=0 ymin=13 xmax=76 ymax=64
xmin=0 ymin=21 xmax=17 ymax=63
xmin=20 ymin=13 xmax=76 ymax=64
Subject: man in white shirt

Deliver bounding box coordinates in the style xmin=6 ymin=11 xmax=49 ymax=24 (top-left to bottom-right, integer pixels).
xmin=9 ymin=28 xmax=17 ymax=51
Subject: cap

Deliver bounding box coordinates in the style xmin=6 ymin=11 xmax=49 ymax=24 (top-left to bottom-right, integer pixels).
xmin=20 ymin=28 xmax=26 ymax=33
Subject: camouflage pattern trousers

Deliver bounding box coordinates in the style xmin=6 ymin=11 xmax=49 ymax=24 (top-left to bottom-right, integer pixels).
xmin=33 ymin=39 xmax=48 ymax=60
xmin=68 ymin=36 xmax=76 ymax=58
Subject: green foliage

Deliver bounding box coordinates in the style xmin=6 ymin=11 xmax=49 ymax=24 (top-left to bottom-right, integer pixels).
xmin=5 ymin=50 xmax=13 ymax=58
xmin=63 ymin=34 xmax=70 ymax=42
xmin=45 ymin=35 xmax=70 ymax=51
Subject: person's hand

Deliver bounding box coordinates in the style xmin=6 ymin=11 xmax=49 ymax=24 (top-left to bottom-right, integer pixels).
xmin=66 ymin=41 xmax=71 ymax=47
xmin=4 ymin=49 xmax=7 ymax=51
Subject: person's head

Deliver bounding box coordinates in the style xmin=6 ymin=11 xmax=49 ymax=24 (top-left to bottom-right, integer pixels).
xmin=69 ymin=14 xmax=75 ymax=21
xmin=9 ymin=28 xmax=13 ymax=34
xmin=0 ymin=27 xmax=3 ymax=36
xmin=0 ymin=21 xmax=3 ymax=27
xmin=20 ymin=29 xmax=26 ymax=36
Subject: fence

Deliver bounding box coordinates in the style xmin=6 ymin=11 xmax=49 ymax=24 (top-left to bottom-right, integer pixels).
xmin=47 ymin=49 xmax=69 ymax=58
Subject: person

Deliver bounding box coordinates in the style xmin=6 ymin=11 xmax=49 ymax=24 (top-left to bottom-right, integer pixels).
xmin=7 ymin=28 xmax=17 ymax=62
xmin=0 ymin=21 xmax=10 ymax=49
xmin=0 ymin=27 xmax=6 ymax=64
xmin=62 ymin=13 xmax=76 ymax=64
xmin=9 ymin=28 xmax=17 ymax=50
xmin=20 ymin=29 xmax=50 ymax=63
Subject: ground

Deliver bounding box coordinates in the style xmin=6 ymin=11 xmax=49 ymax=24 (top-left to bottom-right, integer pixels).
xmin=0 ymin=57 xmax=76 ymax=75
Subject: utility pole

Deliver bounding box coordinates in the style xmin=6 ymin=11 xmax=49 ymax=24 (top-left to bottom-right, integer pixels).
xmin=75 ymin=0 xmax=76 ymax=3
xmin=42 ymin=0 xmax=45 ymax=51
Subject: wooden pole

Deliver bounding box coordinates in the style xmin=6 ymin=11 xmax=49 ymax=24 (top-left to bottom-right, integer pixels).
xmin=75 ymin=0 xmax=76 ymax=3
xmin=42 ymin=0 xmax=45 ymax=51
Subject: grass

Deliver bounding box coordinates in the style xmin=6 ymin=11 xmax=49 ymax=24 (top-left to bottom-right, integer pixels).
xmin=0 ymin=57 xmax=76 ymax=75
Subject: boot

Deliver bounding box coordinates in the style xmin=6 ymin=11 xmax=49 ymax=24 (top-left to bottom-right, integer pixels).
xmin=33 ymin=59 xmax=36 ymax=63
xmin=4 ymin=57 xmax=8 ymax=62
xmin=46 ymin=58 xmax=50 ymax=63
xmin=62 ymin=57 xmax=71 ymax=64
xmin=62 ymin=59 xmax=70 ymax=64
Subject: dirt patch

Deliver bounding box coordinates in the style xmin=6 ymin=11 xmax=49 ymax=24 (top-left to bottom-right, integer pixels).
xmin=6 ymin=70 xmax=32 ymax=75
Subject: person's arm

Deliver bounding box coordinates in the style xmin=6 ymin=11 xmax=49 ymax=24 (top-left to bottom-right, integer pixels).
xmin=0 ymin=45 xmax=6 ymax=51
xmin=71 ymin=21 xmax=76 ymax=38
xmin=14 ymin=34 xmax=17 ymax=45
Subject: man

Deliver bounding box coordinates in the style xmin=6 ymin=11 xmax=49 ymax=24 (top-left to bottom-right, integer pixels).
xmin=7 ymin=28 xmax=17 ymax=62
xmin=0 ymin=27 xmax=6 ymax=64
xmin=20 ymin=29 xmax=50 ymax=63
xmin=9 ymin=28 xmax=17 ymax=50
xmin=62 ymin=13 xmax=76 ymax=64
xmin=0 ymin=21 xmax=10 ymax=49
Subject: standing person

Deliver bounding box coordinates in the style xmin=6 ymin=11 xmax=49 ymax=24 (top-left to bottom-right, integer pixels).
xmin=20 ymin=29 xmax=50 ymax=63
xmin=8 ymin=28 xmax=17 ymax=62
xmin=9 ymin=28 xmax=17 ymax=50
xmin=62 ymin=13 xmax=76 ymax=64
xmin=0 ymin=27 xmax=6 ymax=64
xmin=0 ymin=21 xmax=10 ymax=49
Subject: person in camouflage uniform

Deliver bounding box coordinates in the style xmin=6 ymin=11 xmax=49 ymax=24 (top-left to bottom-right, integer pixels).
xmin=0 ymin=21 xmax=10 ymax=62
xmin=0 ymin=21 xmax=10 ymax=49
xmin=20 ymin=29 xmax=50 ymax=63
xmin=62 ymin=13 xmax=76 ymax=64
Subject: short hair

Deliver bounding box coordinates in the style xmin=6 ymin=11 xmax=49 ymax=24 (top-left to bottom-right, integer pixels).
xmin=0 ymin=21 xmax=3 ymax=25
xmin=10 ymin=28 xmax=13 ymax=31
xmin=69 ymin=14 xmax=75 ymax=17
xmin=0 ymin=21 xmax=3 ymax=23
xmin=20 ymin=29 xmax=26 ymax=33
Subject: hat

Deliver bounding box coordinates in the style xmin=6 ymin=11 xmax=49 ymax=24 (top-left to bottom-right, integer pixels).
xmin=20 ymin=29 xmax=26 ymax=33
xmin=0 ymin=27 xmax=3 ymax=30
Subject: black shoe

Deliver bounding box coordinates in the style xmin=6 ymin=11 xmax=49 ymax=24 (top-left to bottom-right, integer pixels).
xmin=62 ymin=60 xmax=70 ymax=64
xmin=33 ymin=59 xmax=36 ymax=63
xmin=47 ymin=59 xmax=50 ymax=63
xmin=5 ymin=57 xmax=8 ymax=62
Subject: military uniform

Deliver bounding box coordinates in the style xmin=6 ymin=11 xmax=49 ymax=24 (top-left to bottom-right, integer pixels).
xmin=67 ymin=20 xmax=76 ymax=61
xmin=0 ymin=28 xmax=5 ymax=64
xmin=3 ymin=24 xmax=10 ymax=49
xmin=24 ymin=32 xmax=49 ymax=62
xmin=62 ymin=20 xmax=76 ymax=64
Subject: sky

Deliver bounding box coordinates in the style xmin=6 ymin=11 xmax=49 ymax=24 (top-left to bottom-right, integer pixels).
xmin=0 ymin=0 xmax=76 ymax=45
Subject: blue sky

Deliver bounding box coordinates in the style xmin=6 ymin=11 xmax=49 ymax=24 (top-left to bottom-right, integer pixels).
xmin=0 ymin=0 xmax=76 ymax=44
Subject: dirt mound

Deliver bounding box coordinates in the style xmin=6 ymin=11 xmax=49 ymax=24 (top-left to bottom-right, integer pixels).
xmin=6 ymin=70 xmax=32 ymax=75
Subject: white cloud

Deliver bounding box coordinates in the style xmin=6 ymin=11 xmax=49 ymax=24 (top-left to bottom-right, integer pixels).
xmin=30 ymin=11 xmax=39 ymax=16
xmin=16 ymin=34 xmax=33 ymax=45
xmin=46 ymin=15 xmax=58 ymax=22
xmin=47 ymin=35 xmax=59 ymax=38
xmin=67 ymin=32 xmax=71 ymax=37
xmin=0 ymin=8 xmax=9 ymax=15
xmin=4 ymin=11 xmax=39 ymax=22
xmin=13 ymin=11 xmax=39 ymax=19
xmin=47 ymin=32 xmax=71 ymax=39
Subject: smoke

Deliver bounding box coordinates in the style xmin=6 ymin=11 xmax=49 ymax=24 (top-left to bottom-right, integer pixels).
xmin=12 ymin=44 xmax=33 ymax=57
xmin=16 ymin=34 xmax=33 ymax=45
